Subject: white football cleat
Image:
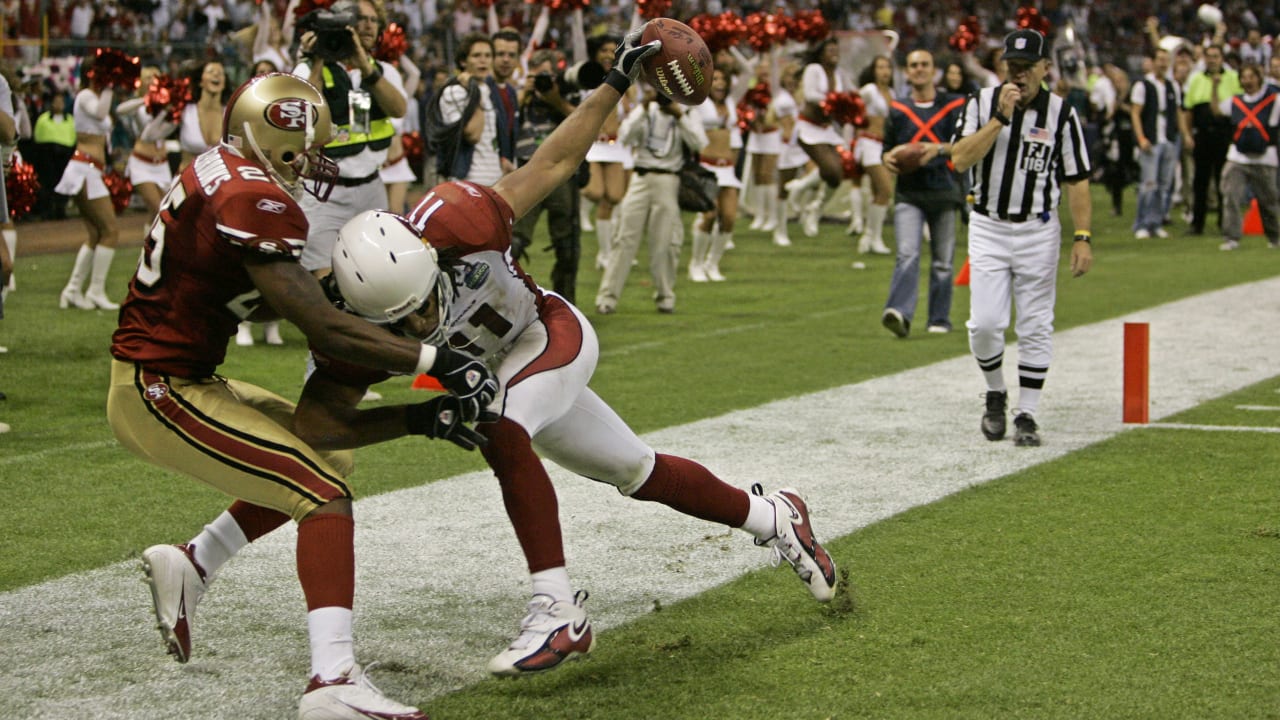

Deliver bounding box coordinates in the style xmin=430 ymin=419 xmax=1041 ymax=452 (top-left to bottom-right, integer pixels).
xmin=487 ymin=590 xmax=595 ymax=677
xmin=141 ymin=543 xmax=208 ymax=663
xmin=298 ymin=663 xmax=427 ymax=719
xmin=753 ymin=485 xmax=838 ymax=602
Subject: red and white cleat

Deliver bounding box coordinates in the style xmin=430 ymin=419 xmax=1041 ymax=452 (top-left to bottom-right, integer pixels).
xmin=298 ymin=663 xmax=428 ymax=719
xmin=487 ymin=590 xmax=595 ymax=677
xmin=141 ymin=543 xmax=208 ymax=663
xmin=754 ymin=485 xmax=838 ymax=602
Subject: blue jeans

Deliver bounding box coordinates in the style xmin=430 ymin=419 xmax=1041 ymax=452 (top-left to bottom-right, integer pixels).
xmin=1134 ymin=140 xmax=1178 ymax=232
xmin=885 ymin=201 xmax=957 ymax=329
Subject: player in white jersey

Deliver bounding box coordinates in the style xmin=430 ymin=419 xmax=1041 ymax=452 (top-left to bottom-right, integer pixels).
xmin=316 ymin=37 xmax=838 ymax=677
xmin=951 ymin=29 xmax=1094 ymax=448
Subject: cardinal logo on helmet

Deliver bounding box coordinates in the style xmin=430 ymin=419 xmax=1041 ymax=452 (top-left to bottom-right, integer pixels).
xmin=265 ymin=98 xmax=315 ymax=131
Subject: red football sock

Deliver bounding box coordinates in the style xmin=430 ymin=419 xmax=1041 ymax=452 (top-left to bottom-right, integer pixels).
xmin=228 ymin=500 xmax=291 ymax=542
xmin=480 ymin=418 xmax=565 ymax=574
xmin=296 ymin=513 xmax=355 ymax=611
xmin=631 ymin=453 xmax=750 ymax=527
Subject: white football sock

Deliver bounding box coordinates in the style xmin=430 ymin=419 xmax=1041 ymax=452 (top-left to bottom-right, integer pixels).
xmin=308 ymin=606 xmax=355 ymax=680
xmin=741 ymin=492 xmax=777 ymax=541
xmin=189 ymin=510 xmax=250 ymax=580
xmin=530 ymin=566 xmax=574 ymax=603
xmin=1017 ymin=388 xmax=1042 ymax=417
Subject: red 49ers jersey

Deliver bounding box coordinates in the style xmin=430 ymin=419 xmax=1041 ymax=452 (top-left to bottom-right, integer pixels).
xmin=406 ymin=181 xmax=545 ymax=363
xmin=111 ymin=147 xmax=309 ymax=378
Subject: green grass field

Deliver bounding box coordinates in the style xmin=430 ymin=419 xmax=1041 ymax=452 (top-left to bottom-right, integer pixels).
xmin=2 ymin=185 xmax=1279 ymax=718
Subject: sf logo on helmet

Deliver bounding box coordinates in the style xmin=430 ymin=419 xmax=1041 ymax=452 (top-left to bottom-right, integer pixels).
xmin=265 ymin=98 xmax=316 ymax=130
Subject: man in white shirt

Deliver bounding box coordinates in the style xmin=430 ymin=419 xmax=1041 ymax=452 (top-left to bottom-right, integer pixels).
xmin=1130 ymin=47 xmax=1189 ymax=239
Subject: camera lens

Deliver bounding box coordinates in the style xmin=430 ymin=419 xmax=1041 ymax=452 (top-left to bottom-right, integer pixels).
xmin=534 ymin=73 xmax=554 ymax=93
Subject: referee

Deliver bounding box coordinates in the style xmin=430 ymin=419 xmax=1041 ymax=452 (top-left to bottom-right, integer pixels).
xmin=950 ymin=29 xmax=1093 ymax=447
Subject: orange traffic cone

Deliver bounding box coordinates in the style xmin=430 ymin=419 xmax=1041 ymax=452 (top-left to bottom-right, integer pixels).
xmin=954 ymin=257 xmax=970 ymax=286
xmin=411 ymin=374 xmax=445 ymax=391
xmin=1243 ymin=199 xmax=1264 ymax=236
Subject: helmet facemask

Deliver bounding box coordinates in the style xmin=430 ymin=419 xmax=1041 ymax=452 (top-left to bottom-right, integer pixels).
xmin=239 ymin=116 xmax=338 ymax=202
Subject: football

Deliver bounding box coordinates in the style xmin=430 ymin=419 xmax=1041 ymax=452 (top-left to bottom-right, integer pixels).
xmin=891 ymin=142 xmax=932 ymax=175
xmin=640 ymin=19 xmax=713 ymax=106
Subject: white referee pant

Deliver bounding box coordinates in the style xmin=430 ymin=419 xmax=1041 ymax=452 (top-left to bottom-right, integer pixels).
xmin=966 ymin=212 xmax=1061 ymax=372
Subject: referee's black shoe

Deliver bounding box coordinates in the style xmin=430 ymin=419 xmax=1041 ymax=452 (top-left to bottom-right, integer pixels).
xmin=981 ymin=391 xmax=1007 ymax=441
xmin=1013 ymin=413 xmax=1041 ymax=447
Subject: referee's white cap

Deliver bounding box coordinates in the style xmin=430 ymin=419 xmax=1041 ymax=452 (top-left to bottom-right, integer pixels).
xmin=1002 ymin=29 xmax=1049 ymax=63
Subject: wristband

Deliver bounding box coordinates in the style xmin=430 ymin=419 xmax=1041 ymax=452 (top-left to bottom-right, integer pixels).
xmin=1073 ymin=230 xmax=1092 ymax=244
xmin=992 ymin=110 xmax=1011 ymax=126
xmin=602 ymin=69 xmax=631 ymax=95
xmin=414 ymin=344 xmax=438 ymax=375
xmin=362 ymin=64 xmax=383 ymax=88
xmin=937 ymin=143 xmax=950 ymax=158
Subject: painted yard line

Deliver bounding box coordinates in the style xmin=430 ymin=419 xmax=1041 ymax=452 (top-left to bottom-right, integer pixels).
xmin=0 ymin=439 xmax=118 ymax=466
xmin=3 ymin=277 xmax=1280 ymax=719
xmin=1234 ymin=404 xmax=1280 ymax=411
xmin=1145 ymin=422 xmax=1280 ymax=433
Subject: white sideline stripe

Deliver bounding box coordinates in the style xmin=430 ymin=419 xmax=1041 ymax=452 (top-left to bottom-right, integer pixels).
xmin=1234 ymin=404 xmax=1280 ymax=411
xmin=4 ymin=277 xmax=1280 ymax=719
xmin=1146 ymin=422 xmax=1280 ymax=433
xmin=0 ymin=440 xmax=118 ymax=466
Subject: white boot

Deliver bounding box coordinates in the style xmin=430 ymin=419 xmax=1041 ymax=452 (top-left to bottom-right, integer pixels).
xmin=864 ymin=203 xmax=891 ymax=255
xmin=846 ymin=180 xmax=866 ymax=235
xmin=236 ymin=322 xmax=255 ymax=347
xmin=264 ymin=321 xmax=283 ymax=345
xmin=802 ymin=186 xmax=829 ymax=238
xmin=748 ymin=185 xmax=765 ymax=230
xmin=785 ymin=170 xmax=821 ymax=212
xmin=579 ymin=195 xmax=595 ymax=233
xmin=706 ymin=231 xmax=730 ymax=281
xmin=757 ymin=185 xmax=778 ymax=232
xmin=84 ymin=246 xmax=120 ymax=310
xmin=60 ymin=244 xmax=96 ymax=310
xmin=3 ymin=229 xmax=15 ymax=292
xmin=772 ymin=195 xmax=792 ymax=246
xmin=594 ymin=218 xmax=612 ymax=271
xmin=689 ymin=222 xmax=711 ymax=282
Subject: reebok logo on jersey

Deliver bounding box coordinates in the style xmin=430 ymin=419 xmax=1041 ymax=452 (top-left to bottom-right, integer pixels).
xmin=145 ymin=383 xmax=169 ymax=401
xmin=256 ymin=198 xmax=287 ymax=214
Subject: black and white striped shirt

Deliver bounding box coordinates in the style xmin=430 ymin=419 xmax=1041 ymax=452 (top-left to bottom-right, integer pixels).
xmin=955 ymin=85 xmax=1091 ymax=222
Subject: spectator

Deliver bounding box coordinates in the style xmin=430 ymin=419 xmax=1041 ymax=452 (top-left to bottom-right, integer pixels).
xmin=436 ymin=33 xmax=501 ymax=185
xmin=1100 ymin=62 xmax=1137 ymax=217
xmin=294 ymin=0 xmax=407 ymax=279
xmin=488 ymin=27 xmax=521 ymax=174
xmin=1238 ymin=27 xmax=1271 ymax=69
xmin=880 ymin=48 xmax=965 ymax=338
xmin=511 ymin=48 xmax=583 ymax=302
xmin=594 ymin=91 xmax=707 ymax=315
xmin=1183 ymin=44 xmax=1240 ymax=236
xmin=942 ymin=58 xmax=980 ymax=98
xmin=1130 ymin=46 xmax=1185 ymax=239
xmin=1217 ymin=63 xmax=1280 ymax=251
xmin=32 ymin=91 xmax=74 ymax=220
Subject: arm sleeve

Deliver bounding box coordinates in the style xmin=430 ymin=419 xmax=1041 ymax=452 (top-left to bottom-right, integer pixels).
xmin=954 ymin=92 xmax=981 ymax=141
xmin=1058 ymin=106 xmax=1092 ymax=180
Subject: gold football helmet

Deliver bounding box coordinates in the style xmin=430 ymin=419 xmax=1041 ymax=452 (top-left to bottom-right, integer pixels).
xmin=222 ymin=73 xmax=339 ymax=201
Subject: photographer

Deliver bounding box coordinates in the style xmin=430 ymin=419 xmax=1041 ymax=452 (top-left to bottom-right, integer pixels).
xmin=511 ymin=48 xmax=581 ymax=302
xmin=294 ymin=0 xmax=407 ymax=278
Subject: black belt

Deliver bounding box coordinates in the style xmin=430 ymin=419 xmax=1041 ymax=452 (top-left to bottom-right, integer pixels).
xmin=635 ymin=167 xmax=676 ymax=175
xmin=334 ymin=170 xmax=381 ymax=187
xmin=972 ymin=206 xmax=1050 ymax=224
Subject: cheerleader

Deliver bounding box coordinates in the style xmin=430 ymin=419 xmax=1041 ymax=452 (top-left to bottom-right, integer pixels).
xmin=689 ymin=68 xmax=742 ymax=282
xmin=852 ymin=55 xmax=893 ymax=254
xmin=745 ymin=58 xmax=782 ymax=234
xmin=581 ymin=35 xmax=632 ymax=268
xmin=114 ymin=66 xmax=172 ymax=219
xmin=177 ymin=61 xmax=229 ymax=172
xmin=379 ymin=53 xmax=420 ymax=214
xmin=771 ymin=61 xmax=807 ymax=247
xmin=56 ymin=55 xmax=121 ymax=311
xmin=784 ymin=38 xmax=852 ymax=238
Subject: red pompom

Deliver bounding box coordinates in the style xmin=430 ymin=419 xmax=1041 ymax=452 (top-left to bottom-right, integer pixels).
xmin=736 ymin=103 xmax=756 ymax=132
xmin=536 ymin=0 xmax=589 ymax=11
xmin=87 ymin=48 xmax=141 ymax=91
xmin=1015 ymin=7 xmax=1051 ymax=35
xmin=145 ymin=75 xmax=191 ymax=124
xmin=292 ymin=0 xmax=334 ymax=21
xmin=744 ymin=12 xmax=788 ymax=52
xmin=821 ymin=91 xmax=867 ymax=128
xmin=689 ymin=12 xmax=747 ymax=53
xmin=837 ymin=143 xmax=861 ymax=180
xmin=788 ymin=9 xmax=830 ymax=43
xmin=102 ymin=169 xmax=133 ymax=215
xmin=401 ymin=130 xmax=424 ymax=181
xmin=4 ymin=157 xmax=40 ymax=220
xmin=375 ymin=22 xmax=407 ymax=63
xmin=949 ymin=16 xmax=981 ymax=53
xmin=634 ymin=0 xmax=670 ymax=19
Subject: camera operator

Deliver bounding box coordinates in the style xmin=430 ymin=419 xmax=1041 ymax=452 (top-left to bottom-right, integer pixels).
xmin=511 ymin=48 xmax=582 ymax=302
xmin=294 ymin=0 xmax=407 ymax=278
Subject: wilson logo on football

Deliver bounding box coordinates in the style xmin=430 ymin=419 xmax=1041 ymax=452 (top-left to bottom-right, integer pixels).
xmin=264 ymin=98 xmax=314 ymax=131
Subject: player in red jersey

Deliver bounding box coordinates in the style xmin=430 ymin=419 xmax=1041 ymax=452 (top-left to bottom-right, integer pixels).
xmin=106 ymin=73 xmax=496 ymax=720
xmin=311 ymin=33 xmax=839 ymax=677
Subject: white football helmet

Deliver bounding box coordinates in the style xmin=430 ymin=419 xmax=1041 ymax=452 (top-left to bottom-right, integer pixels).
xmin=332 ymin=210 xmax=452 ymax=339
xmin=222 ymin=72 xmax=339 ymax=201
